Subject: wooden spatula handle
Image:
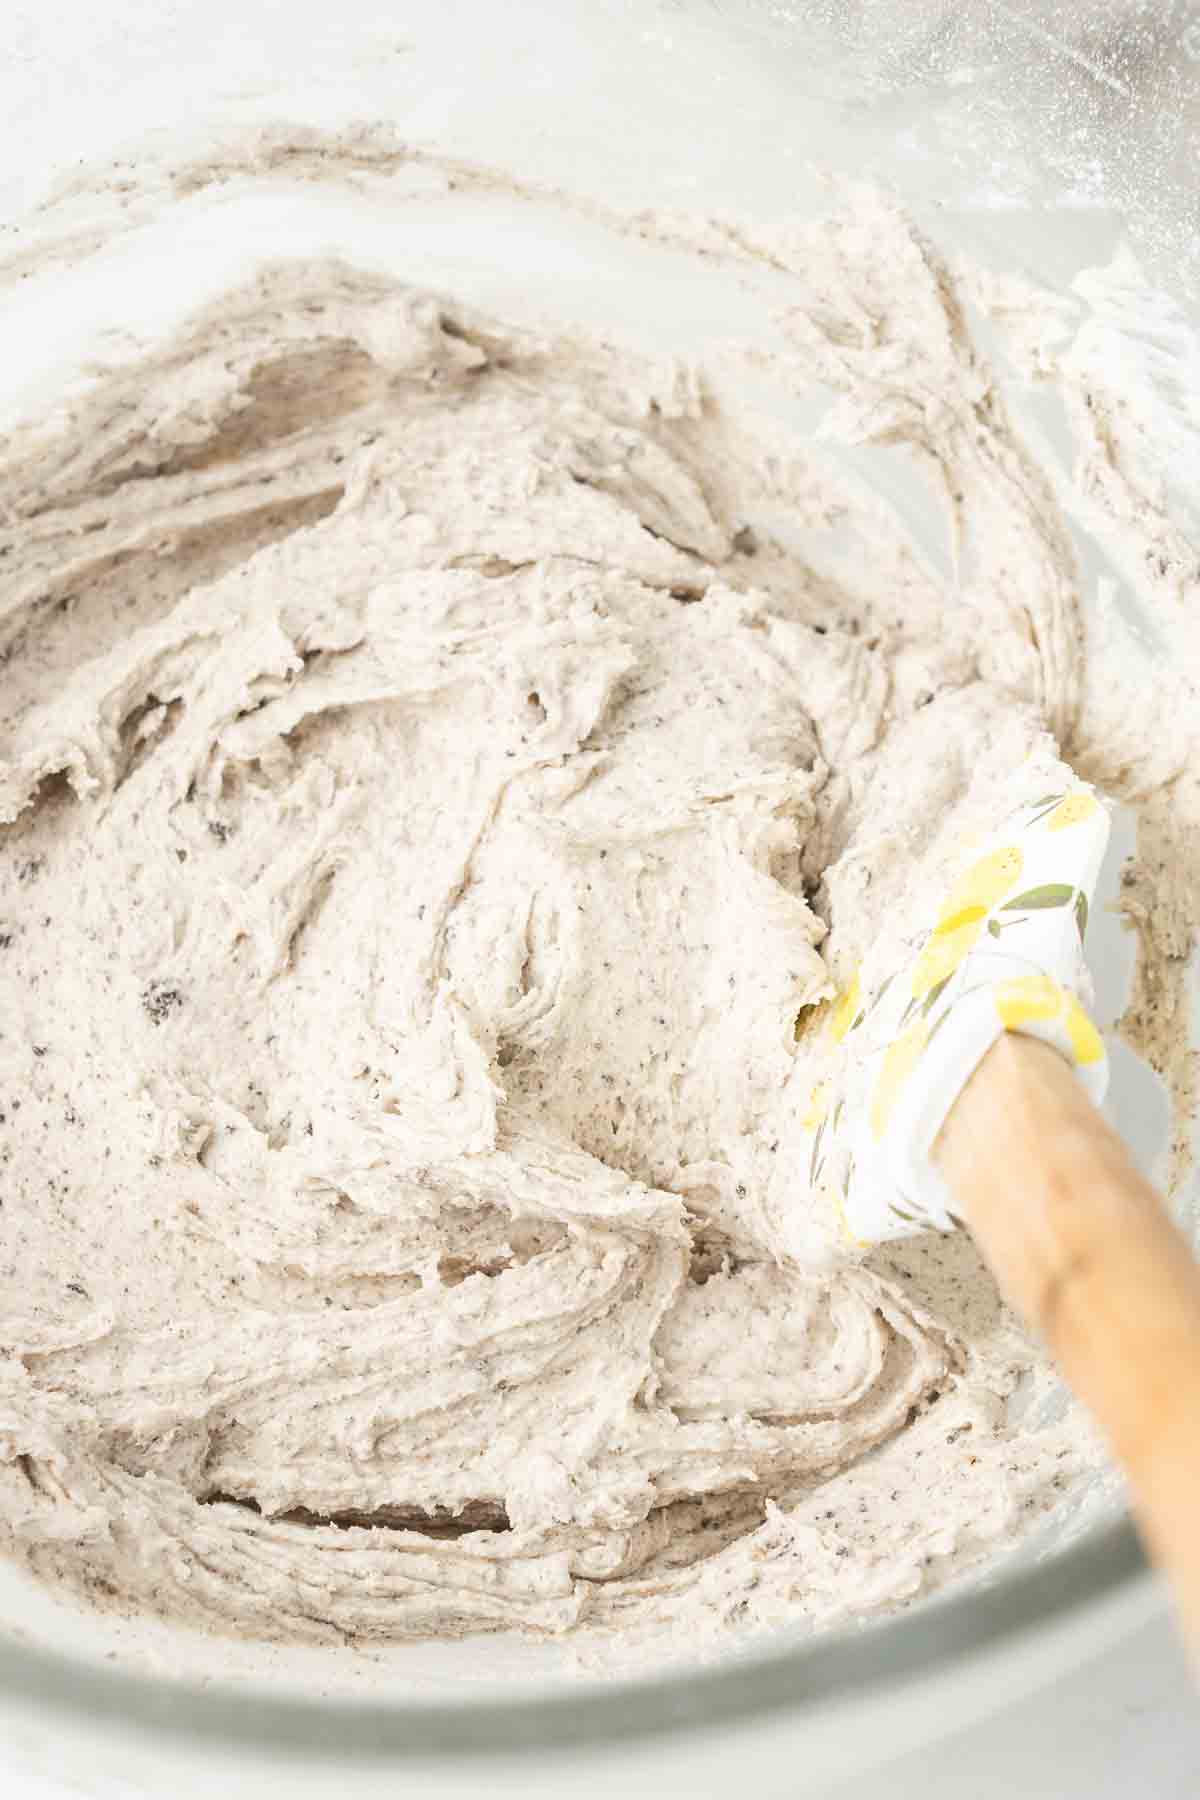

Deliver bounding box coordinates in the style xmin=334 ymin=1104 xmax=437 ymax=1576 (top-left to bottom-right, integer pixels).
xmin=935 ymin=1032 xmax=1200 ymax=1656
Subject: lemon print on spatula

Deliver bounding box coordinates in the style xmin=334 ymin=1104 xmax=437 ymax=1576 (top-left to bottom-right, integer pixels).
xmin=994 ymin=974 xmax=1105 ymax=1066
xmin=909 ymin=846 xmax=1024 ymax=998
xmin=822 ymin=777 xmax=1111 ymax=1249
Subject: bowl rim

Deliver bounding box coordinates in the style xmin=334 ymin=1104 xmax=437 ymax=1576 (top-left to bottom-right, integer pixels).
xmin=0 ymin=1514 xmax=1145 ymax=1763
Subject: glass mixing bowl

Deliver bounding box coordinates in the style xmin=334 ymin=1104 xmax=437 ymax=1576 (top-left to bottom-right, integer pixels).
xmin=0 ymin=2 xmax=1196 ymax=1793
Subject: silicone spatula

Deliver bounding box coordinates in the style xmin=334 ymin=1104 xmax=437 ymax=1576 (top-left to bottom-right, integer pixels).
xmin=815 ymin=771 xmax=1200 ymax=1656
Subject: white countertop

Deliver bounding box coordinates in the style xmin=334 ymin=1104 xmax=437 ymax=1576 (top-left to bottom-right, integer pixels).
xmin=0 ymin=1613 xmax=1195 ymax=1798
xmin=825 ymin=1613 xmax=1199 ymax=1799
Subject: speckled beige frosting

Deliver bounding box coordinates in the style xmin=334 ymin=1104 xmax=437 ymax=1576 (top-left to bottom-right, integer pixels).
xmin=0 ymin=133 xmax=1197 ymax=1660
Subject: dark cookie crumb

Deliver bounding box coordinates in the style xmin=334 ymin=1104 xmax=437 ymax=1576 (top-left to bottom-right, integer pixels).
xmin=141 ymin=981 xmax=184 ymax=1025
